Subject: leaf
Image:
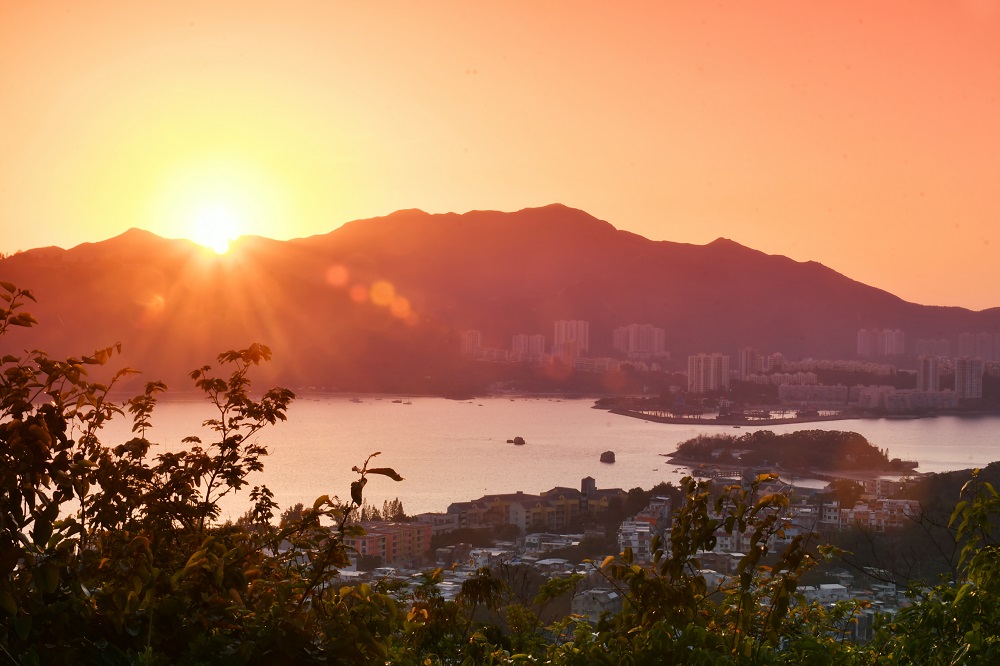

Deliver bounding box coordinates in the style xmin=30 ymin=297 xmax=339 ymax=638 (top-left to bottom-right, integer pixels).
xmin=953 ymin=582 xmax=972 ymax=608
xmin=10 ymin=313 xmax=38 ymax=327
xmin=0 ymin=590 xmax=16 ymax=615
xmin=367 ymin=467 xmax=404 ymax=482
xmin=32 ymin=518 xmax=53 ymax=548
xmin=34 ymin=563 xmax=59 ymax=594
xmin=351 ymin=478 xmax=367 ymax=505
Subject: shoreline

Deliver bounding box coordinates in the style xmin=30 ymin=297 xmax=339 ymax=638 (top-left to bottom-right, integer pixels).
xmin=664 ymin=455 xmax=921 ymax=483
xmin=606 ymin=407 xmax=1000 ymax=427
xmin=607 ymin=408 xmax=862 ymax=426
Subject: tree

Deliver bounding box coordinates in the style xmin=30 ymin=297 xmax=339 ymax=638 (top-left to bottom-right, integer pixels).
xmin=0 ymin=282 xmax=407 ymax=663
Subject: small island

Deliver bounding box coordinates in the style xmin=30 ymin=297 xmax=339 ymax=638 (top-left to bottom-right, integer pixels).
xmin=666 ymin=429 xmax=918 ymax=478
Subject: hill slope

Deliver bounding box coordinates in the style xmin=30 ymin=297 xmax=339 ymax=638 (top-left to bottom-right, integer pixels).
xmin=2 ymin=204 xmax=997 ymax=391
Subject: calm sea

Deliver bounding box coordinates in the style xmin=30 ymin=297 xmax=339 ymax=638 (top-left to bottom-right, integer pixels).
xmin=96 ymin=396 xmax=1000 ymax=519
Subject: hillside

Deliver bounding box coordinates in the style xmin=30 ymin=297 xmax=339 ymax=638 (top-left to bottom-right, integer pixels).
xmin=2 ymin=204 xmax=998 ymax=391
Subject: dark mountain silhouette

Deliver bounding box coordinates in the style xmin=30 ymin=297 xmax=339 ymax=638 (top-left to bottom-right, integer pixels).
xmin=2 ymin=204 xmax=998 ymax=392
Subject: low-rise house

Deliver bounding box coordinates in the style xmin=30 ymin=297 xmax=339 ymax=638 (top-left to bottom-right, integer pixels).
xmin=571 ymin=587 xmax=623 ymax=624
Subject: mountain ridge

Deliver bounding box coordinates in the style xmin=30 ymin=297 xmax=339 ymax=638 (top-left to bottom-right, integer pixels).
xmin=2 ymin=204 xmax=998 ymax=392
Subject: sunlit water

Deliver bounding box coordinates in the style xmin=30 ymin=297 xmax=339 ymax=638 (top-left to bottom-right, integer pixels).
xmin=95 ymin=396 xmax=1000 ymax=519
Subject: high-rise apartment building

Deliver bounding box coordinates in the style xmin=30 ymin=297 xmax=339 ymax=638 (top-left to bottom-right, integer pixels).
xmin=857 ymin=329 xmax=905 ymax=357
xmin=512 ymin=333 xmax=546 ymax=357
xmin=687 ymin=353 xmax=730 ymax=393
xmin=916 ymin=356 xmax=940 ymax=392
xmin=612 ymin=324 xmax=666 ymax=357
xmin=460 ymin=330 xmax=483 ymax=357
xmin=554 ymin=320 xmax=589 ymax=353
xmin=955 ymin=357 xmax=985 ymax=399
xmin=737 ymin=347 xmax=765 ymax=381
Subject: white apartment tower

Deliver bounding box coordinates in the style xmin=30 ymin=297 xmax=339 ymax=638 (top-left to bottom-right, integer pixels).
xmin=554 ymin=320 xmax=589 ymax=353
xmin=460 ymin=330 xmax=483 ymax=357
xmin=612 ymin=324 xmax=666 ymax=357
xmin=512 ymin=333 xmax=546 ymax=357
xmin=955 ymin=357 xmax=985 ymax=399
xmin=857 ymin=329 xmax=905 ymax=357
xmin=687 ymin=353 xmax=731 ymax=393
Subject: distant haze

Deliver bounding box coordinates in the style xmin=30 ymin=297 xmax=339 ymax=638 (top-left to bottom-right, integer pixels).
xmin=2 ymin=205 xmax=997 ymax=392
xmin=2 ymin=3 xmax=999 ymax=309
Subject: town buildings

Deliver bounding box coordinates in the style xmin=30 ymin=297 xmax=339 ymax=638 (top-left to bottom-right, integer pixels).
xmin=342 ymin=521 xmax=433 ymax=566
xmin=955 ymin=357 xmax=985 ymax=399
xmin=460 ymin=329 xmax=483 ymax=357
xmin=445 ymin=477 xmax=627 ymax=533
xmin=553 ymin=320 xmax=590 ymax=353
xmin=612 ymin=324 xmax=667 ymax=359
xmin=687 ymin=353 xmax=730 ymax=393
xmin=916 ymin=356 xmax=940 ymax=392
xmin=511 ymin=333 xmax=546 ymax=359
xmin=857 ymin=329 xmax=905 ymax=357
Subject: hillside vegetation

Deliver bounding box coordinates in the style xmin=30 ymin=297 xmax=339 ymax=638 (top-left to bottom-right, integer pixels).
xmin=672 ymin=430 xmax=916 ymax=473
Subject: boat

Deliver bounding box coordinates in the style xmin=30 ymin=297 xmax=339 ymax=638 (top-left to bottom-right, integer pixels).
xmin=600 ymin=450 xmax=616 ymax=463
xmin=350 ymin=397 xmax=363 ymax=403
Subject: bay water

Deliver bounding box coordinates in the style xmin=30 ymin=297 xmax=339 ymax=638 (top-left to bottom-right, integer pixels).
xmin=96 ymin=396 xmax=1000 ymax=520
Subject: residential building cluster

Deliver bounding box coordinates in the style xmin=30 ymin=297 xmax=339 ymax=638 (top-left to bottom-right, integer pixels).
xmin=331 ymin=472 xmax=922 ymax=639
xmin=341 ymin=521 xmax=433 ymax=567
xmin=616 ymin=479 xmax=920 ymax=566
xmin=612 ymin=323 xmax=668 ymax=359
xmin=687 ymin=353 xmax=730 ymax=393
xmin=460 ymin=319 xmax=669 ymax=373
xmin=463 ymin=319 xmax=993 ymax=406
xmin=957 ymin=332 xmax=1000 ymax=361
xmin=857 ymin=329 xmax=906 ymax=357
xmin=441 ymin=476 xmax=627 ymax=533
xmin=855 ymin=386 xmax=960 ymax=411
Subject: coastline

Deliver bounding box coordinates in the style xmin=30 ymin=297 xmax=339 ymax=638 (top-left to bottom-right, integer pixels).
xmin=607 ymin=408 xmax=861 ymax=427
xmin=663 ymin=455 xmax=922 ymax=483
xmin=605 ymin=407 xmax=1000 ymax=427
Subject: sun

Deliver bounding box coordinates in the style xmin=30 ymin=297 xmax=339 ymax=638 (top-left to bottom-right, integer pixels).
xmin=147 ymin=155 xmax=289 ymax=254
xmin=189 ymin=202 xmax=242 ymax=254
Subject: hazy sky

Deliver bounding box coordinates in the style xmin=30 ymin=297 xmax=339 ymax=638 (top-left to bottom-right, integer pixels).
xmin=2 ymin=2 xmax=999 ymax=309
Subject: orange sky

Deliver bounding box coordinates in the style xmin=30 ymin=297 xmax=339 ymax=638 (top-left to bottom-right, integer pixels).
xmin=2 ymin=1 xmax=999 ymax=309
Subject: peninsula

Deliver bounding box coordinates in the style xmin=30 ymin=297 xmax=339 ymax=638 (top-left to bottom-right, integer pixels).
xmin=665 ymin=430 xmax=918 ymax=478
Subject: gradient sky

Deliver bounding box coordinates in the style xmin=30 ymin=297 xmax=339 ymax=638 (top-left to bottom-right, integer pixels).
xmin=2 ymin=2 xmax=999 ymax=309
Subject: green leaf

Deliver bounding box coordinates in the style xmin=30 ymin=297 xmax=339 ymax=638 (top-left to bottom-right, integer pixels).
xmin=0 ymin=590 xmax=16 ymax=615
xmin=14 ymin=613 xmax=31 ymax=641
xmin=953 ymin=582 xmax=972 ymax=608
xmin=34 ymin=563 xmax=59 ymax=594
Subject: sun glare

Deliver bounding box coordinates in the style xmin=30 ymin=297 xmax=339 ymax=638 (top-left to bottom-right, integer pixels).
xmin=147 ymin=155 xmax=290 ymax=254
xmin=191 ymin=202 xmax=241 ymax=254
